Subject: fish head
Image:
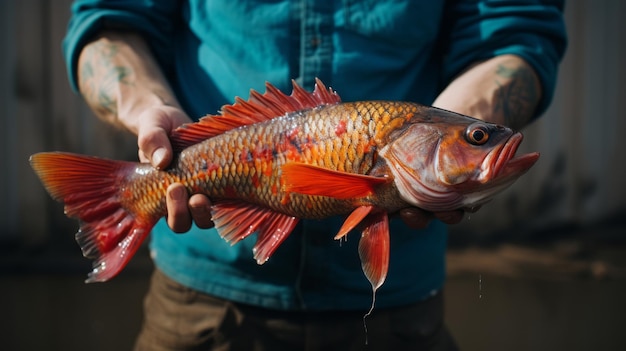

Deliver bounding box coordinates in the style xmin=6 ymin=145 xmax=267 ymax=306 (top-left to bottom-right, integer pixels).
xmin=378 ymin=109 xmax=539 ymax=211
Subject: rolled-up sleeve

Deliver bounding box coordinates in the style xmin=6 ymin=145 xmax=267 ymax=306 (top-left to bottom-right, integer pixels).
xmin=62 ymin=0 xmax=180 ymax=92
xmin=441 ymin=0 xmax=568 ymax=116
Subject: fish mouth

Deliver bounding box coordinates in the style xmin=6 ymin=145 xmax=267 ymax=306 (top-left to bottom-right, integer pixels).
xmin=453 ymin=132 xmax=539 ymax=210
xmin=487 ymin=133 xmax=539 ymax=182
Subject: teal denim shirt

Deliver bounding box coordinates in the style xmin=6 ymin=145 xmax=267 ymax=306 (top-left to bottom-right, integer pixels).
xmin=63 ymin=0 xmax=566 ymax=310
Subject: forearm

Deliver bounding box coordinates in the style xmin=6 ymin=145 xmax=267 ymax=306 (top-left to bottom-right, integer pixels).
xmin=433 ymin=54 xmax=542 ymax=130
xmin=76 ymin=31 xmax=211 ymax=231
xmin=77 ymin=30 xmax=181 ymax=134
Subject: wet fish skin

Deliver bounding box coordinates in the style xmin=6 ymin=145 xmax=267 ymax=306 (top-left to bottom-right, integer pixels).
xmin=30 ymin=79 xmax=538 ymax=302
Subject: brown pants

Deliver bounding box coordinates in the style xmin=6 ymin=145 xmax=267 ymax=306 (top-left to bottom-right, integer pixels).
xmin=134 ymin=269 xmax=458 ymax=351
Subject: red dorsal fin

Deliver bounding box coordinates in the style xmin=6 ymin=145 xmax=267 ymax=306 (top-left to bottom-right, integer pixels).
xmin=281 ymin=163 xmax=390 ymax=199
xmin=210 ymin=200 xmax=299 ymax=264
xmin=171 ymin=78 xmax=341 ymax=152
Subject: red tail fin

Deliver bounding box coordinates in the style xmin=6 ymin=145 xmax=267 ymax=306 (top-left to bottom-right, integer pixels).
xmin=30 ymin=152 xmax=157 ymax=282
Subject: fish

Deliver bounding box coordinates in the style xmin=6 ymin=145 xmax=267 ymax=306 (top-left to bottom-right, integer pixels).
xmin=30 ymin=79 xmax=539 ymax=300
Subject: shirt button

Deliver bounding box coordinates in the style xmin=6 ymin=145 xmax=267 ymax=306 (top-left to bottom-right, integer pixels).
xmin=309 ymin=37 xmax=321 ymax=48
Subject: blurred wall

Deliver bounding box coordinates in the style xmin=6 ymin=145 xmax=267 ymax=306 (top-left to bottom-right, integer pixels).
xmin=1 ymin=1 xmax=625 ymax=248
xmin=0 ymin=0 xmax=136 ymax=247
xmin=454 ymin=0 xmax=626 ymax=239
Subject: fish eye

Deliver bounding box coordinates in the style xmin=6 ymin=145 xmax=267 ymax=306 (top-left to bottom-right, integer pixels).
xmin=465 ymin=124 xmax=489 ymax=145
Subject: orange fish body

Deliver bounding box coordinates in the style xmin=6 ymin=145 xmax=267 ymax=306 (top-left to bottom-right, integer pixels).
xmin=131 ymin=101 xmax=413 ymax=220
xmin=30 ymin=80 xmax=538 ymax=300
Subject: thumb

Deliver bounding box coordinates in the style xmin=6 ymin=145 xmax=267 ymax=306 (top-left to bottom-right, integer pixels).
xmin=136 ymin=105 xmax=191 ymax=168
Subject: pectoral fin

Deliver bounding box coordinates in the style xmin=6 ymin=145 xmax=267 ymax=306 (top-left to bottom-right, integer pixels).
xmin=281 ymin=163 xmax=389 ymax=199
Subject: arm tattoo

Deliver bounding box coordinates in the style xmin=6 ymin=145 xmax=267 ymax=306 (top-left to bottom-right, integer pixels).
xmin=79 ymin=42 xmax=135 ymax=118
xmin=493 ymin=64 xmax=539 ymax=129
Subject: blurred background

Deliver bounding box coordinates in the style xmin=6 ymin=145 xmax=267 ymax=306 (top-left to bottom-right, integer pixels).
xmin=1 ymin=1 xmax=625 ymax=350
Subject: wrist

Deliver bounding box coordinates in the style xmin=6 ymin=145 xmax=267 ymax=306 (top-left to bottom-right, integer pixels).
xmin=433 ymin=55 xmax=541 ymax=129
xmin=118 ymin=87 xmax=183 ymax=135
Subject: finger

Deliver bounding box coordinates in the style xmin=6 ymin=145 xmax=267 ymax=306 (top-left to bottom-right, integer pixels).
xmin=466 ymin=205 xmax=482 ymax=213
xmin=166 ymin=183 xmax=192 ymax=233
xmin=189 ymin=194 xmax=214 ymax=229
xmin=138 ymin=149 xmax=149 ymax=163
xmin=137 ymin=126 xmax=172 ymax=169
xmin=433 ymin=210 xmax=465 ymax=225
xmin=399 ymin=207 xmax=434 ymax=230
xmin=136 ymin=106 xmax=191 ymax=168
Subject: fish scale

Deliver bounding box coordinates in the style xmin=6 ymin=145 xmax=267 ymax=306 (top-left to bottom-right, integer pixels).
xmin=144 ymin=101 xmax=418 ymax=219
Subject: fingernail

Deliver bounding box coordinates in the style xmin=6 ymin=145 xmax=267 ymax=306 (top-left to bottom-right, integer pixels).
xmin=438 ymin=214 xmax=453 ymax=223
xmin=152 ymin=148 xmax=166 ymax=168
xmin=169 ymin=186 xmax=185 ymax=201
xmin=438 ymin=212 xmax=462 ymax=224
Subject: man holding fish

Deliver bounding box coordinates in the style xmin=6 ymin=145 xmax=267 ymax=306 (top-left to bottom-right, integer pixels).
xmin=55 ymin=1 xmax=567 ymax=350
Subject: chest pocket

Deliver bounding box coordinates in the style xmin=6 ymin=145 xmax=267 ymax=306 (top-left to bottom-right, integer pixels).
xmin=338 ymin=0 xmax=444 ymax=45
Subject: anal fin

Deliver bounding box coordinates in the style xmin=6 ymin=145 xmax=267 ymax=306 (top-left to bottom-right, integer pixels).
xmin=211 ymin=200 xmax=299 ymax=264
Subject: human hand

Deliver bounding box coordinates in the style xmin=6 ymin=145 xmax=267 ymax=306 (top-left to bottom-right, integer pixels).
xmin=398 ymin=208 xmax=465 ymax=229
xmin=136 ymin=105 xmax=215 ymax=233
